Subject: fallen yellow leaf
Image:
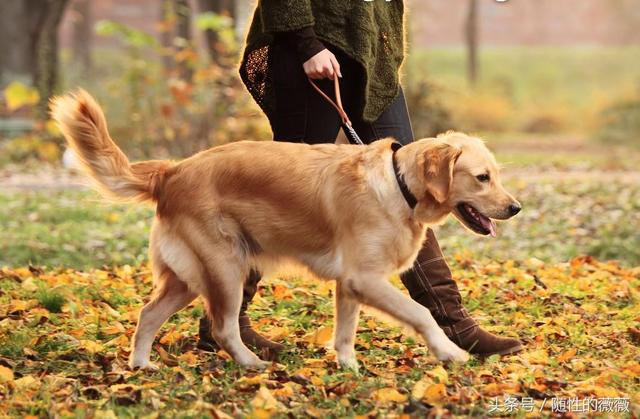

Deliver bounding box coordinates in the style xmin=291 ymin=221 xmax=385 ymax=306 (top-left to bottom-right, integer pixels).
xmin=0 ymin=365 xmax=14 ymax=383
xmin=3 ymin=81 xmax=40 ymax=111
xmin=524 ymin=349 xmax=549 ymax=365
xmin=103 ymin=321 xmax=126 ymax=335
xmin=178 ymin=351 xmax=199 ymax=367
xmin=305 ymin=326 xmax=333 ymax=346
xmin=14 ymin=375 xmax=39 ymax=390
xmin=411 ymin=375 xmax=429 ymax=399
xmin=79 ymin=340 xmax=104 ymax=354
xmin=159 ymin=329 xmax=183 ymax=345
xmin=423 ymin=383 xmax=447 ymax=404
xmin=94 ymin=410 xmax=118 ymax=419
xmin=557 ymin=347 xmax=577 ymax=363
xmin=372 ymin=387 xmax=407 ymax=403
xmin=410 ymin=367 xmax=449 ymax=401
xmin=104 ymin=334 xmax=129 ymax=347
xmin=249 ymin=408 xmax=273 ymax=419
xmin=9 ymin=299 xmax=29 ymax=312
xmin=21 ymin=278 xmax=38 ymax=292
xmin=250 ymin=386 xmax=281 ymax=411
xmin=305 ymin=406 xmax=328 ymax=418
xmin=237 ymin=373 xmax=269 ymax=386
xmin=265 ymin=326 xmax=288 ymax=341
xmin=426 ymin=365 xmax=449 ymax=384
xmin=622 ymin=363 xmax=640 ymax=377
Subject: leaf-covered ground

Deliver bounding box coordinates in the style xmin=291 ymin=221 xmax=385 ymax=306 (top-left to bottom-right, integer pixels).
xmin=0 ymin=257 xmax=639 ymax=417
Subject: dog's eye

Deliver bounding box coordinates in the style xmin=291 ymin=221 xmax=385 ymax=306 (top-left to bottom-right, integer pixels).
xmin=476 ymin=173 xmax=490 ymax=183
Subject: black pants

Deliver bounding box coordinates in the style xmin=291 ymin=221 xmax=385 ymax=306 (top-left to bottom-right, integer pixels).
xmin=268 ymin=40 xmax=414 ymax=145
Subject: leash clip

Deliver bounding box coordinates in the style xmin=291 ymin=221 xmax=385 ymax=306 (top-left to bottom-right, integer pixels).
xmin=307 ymin=77 xmax=364 ymax=145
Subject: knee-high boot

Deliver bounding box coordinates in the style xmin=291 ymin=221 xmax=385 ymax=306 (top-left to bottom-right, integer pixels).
xmin=399 ymin=228 xmax=522 ymax=356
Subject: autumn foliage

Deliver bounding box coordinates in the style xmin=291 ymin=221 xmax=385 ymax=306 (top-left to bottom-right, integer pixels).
xmin=0 ymin=255 xmax=638 ymax=416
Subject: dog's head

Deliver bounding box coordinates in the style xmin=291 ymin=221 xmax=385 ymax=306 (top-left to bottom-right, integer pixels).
xmin=406 ymin=132 xmax=520 ymax=236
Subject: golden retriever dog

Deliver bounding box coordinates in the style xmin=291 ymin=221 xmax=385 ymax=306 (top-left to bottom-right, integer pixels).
xmin=51 ymin=90 xmax=521 ymax=371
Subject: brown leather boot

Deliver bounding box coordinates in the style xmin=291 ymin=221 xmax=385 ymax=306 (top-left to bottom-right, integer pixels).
xmin=197 ymin=269 xmax=284 ymax=358
xmin=400 ymin=229 xmax=523 ymax=357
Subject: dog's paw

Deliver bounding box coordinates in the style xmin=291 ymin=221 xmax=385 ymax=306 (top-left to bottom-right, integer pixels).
xmin=426 ymin=331 xmax=470 ymax=363
xmin=338 ymin=356 xmax=359 ymax=372
xmin=129 ymin=359 xmax=160 ymax=371
xmin=434 ymin=344 xmax=470 ymax=363
xmin=242 ymin=359 xmax=270 ymax=370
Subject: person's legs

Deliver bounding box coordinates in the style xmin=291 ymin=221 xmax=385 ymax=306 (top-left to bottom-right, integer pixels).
xmin=350 ymin=87 xmax=414 ymax=146
xmin=350 ymin=86 xmax=523 ymax=356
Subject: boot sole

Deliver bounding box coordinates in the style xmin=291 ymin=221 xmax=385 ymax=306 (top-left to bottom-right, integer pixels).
xmin=475 ymin=342 xmax=524 ymax=358
xmin=196 ymin=341 xmax=220 ymax=353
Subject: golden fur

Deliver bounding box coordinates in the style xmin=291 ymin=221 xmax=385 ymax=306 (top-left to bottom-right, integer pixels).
xmin=51 ymin=90 xmax=520 ymax=370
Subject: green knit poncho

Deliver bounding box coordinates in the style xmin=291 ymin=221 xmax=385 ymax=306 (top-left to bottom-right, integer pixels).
xmin=239 ymin=0 xmax=405 ymax=123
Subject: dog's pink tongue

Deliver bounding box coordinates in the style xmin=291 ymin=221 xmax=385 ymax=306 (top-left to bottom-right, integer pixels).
xmin=478 ymin=215 xmax=497 ymax=237
xmin=488 ymin=220 xmax=497 ymax=237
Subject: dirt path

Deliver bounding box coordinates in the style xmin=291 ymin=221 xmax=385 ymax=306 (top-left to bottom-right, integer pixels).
xmin=0 ymin=166 xmax=89 ymax=191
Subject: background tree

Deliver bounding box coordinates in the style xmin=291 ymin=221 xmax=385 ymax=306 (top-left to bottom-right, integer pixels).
xmin=174 ymin=0 xmax=193 ymax=81
xmin=198 ymin=0 xmax=235 ymax=65
xmin=158 ymin=0 xmax=194 ymax=81
xmin=465 ymin=0 xmax=479 ymax=86
xmin=233 ymin=0 xmax=251 ymax=40
xmin=69 ymin=0 xmax=92 ymax=77
xmin=0 ymin=0 xmax=70 ymax=118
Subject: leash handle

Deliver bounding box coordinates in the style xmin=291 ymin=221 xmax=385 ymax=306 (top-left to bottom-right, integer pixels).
xmin=307 ymin=77 xmax=364 ymax=145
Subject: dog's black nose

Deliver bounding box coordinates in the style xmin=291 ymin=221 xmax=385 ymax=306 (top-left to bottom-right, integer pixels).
xmin=508 ymin=203 xmax=521 ymax=216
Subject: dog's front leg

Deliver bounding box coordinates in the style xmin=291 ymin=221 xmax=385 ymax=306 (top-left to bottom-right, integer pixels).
xmin=334 ymin=283 xmax=361 ymax=370
xmin=344 ymin=275 xmax=469 ymax=363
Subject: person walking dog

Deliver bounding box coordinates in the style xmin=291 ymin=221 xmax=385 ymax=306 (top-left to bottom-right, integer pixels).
xmin=197 ymin=0 xmax=523 ymax=357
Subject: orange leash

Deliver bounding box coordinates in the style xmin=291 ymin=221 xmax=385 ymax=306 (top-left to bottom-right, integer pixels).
xmin=307 ymin=77 xmax=364 ymax=145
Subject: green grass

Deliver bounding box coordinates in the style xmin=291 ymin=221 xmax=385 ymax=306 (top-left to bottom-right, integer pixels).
xmin=406 ymin=46 xmax=640 ymax=138
xmin=437 ymin=175 xmax=640 ymax=266
xmin=0 ymin=190 xmax=152 ymax=268
xmin=2 ymin=173 xmax=639 ymax=269
xmin=36 ymin=287 xmax=66 ymax=313
xmin=408 ymin=46 xmax=640 ymax=110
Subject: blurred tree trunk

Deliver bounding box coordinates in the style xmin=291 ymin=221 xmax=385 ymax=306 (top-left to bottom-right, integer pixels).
xmin=0 ymin=0 xmax=69 ymax=118
xmin=174 ymin=0 xmax=193 ymax=81
xmin=198 ymin=0 xmax=235 ymax=64
xmin=70 ymin=0 xmax=92 ymax=77
xmin=34 ymin=0 xmax=69 ymax=118
xmin=465 ymin=0 xmax=478 ymax=86
xmin=159 ymin=0 xmax=175 ymax=71
xmin=0 ymin=1 xmax=39 ymax=86
xmin=233 ymin=0 xmax=250 ymax=40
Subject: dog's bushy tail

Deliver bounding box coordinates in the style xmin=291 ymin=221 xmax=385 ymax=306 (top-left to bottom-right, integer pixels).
xmin=50 ymin=90 xmax=171 ymax=202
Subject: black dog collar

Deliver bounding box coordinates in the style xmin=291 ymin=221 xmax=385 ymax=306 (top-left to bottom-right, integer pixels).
xmin=390 ymin=142 xmax=418 ymax=210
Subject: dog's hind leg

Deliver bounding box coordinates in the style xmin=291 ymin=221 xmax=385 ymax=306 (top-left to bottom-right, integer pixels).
xmin=334 ymin=283 xmax=361 ymax=370
xmin=344 ymin=275 xmax=469 ymax=363
xmin=129 ymin=268 xmax=196 ymax=370
xmin=197 ymin=242 xmax=267 ymax=369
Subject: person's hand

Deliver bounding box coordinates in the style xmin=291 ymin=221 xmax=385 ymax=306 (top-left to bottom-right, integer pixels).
xmin=303 ymin=49 xmax=342 ymax=80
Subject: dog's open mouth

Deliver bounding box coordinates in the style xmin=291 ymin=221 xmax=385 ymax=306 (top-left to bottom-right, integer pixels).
xmin=455 ymin=203 xmax=497 ymax=237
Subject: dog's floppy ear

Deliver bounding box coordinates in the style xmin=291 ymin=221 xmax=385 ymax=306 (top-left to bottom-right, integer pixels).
xmin=420 ymin=142 xmax=462 ymax=204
